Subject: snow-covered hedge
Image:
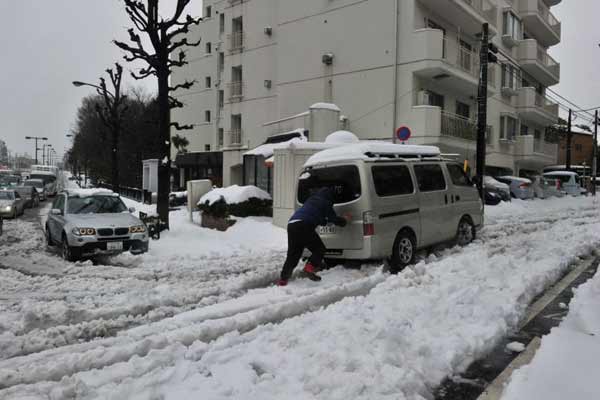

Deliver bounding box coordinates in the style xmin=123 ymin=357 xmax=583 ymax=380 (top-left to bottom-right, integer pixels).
xmin=197 ymin=185 xmax=272 ymax=219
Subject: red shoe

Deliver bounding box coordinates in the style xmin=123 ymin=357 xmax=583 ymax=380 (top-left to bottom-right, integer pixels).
xmin=277 ymin=279 xmax=288 ymax=286
xmin=301 ymin=263 xmax=322 ymax=282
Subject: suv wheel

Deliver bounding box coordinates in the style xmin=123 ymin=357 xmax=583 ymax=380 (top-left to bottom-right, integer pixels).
xmin=61 ymin=234 xmax=81 ymax=262
xmin=456 ymin=217 xmax=475 ymax=247
xmin=390 ymin=230 xmax=415 ymax=274
xmin=45 ymin=225 xmax=53 ymax=246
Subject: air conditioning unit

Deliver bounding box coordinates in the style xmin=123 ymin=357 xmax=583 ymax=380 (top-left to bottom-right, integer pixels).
xmin=322 ymin=52 xmax=334 ymax=66
xmin=264 ymin=80 xmax=272 ymax=89
xmin=416 ymin=90 xmax=431 ymax=106
xmin=264 ymin=26 xmax=273 ymax=36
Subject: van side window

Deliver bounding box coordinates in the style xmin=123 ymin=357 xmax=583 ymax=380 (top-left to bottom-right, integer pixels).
xmin=414 ymin=164 xmax=446 ymax=192
xmin=372 ymin=165 xmax=414 ymax=197
xmin=447 ymin=164 xmax=472 ymax=186
xmin=297 ymin=165 xmax=361 ymax=204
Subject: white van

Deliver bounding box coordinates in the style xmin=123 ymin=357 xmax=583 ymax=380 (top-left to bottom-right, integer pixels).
xmin=542 ymin=171 xmax=582 ymax=196
xmin=297 ymin=143 xmax=483 ymax=272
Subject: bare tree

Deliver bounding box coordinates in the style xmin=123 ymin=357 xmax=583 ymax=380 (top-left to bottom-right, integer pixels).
xmin=114 ymin=0 xmax=201 ymax=228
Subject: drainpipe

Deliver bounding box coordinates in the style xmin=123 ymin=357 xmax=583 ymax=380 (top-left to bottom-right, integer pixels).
xmin=392 ymin=0 xmax=400 ymax=143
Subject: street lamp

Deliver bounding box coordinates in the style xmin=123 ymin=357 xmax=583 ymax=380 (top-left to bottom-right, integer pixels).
xmin=72 ymin=81 xmax=115 ymax=98
xmin=24 ymin=136 xmax=47 ymax=165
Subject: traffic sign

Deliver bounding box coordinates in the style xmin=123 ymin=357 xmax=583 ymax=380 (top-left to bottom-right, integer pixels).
xmin=396 ymin=126 xmax=411 ymax=142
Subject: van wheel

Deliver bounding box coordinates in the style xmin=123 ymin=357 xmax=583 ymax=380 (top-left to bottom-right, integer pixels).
xmin=390 ymin=231 xmax=415 ymax=274
xmin=456 ymin=217 xmax=475 ymax=247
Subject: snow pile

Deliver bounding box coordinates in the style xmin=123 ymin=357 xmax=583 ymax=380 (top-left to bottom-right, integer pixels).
xmin=244 ymin=135 xmax=307 ymax=158
xmin=324 ymin=130 xmax=359 ymax=144
xmin=506 ymin=342 xmax=526 ymax=353
xmin=309 ymin=102 xmax=341 ymax=112
xmin=305 ymin=142 xmax=440 ymax=166
xmin=169 ymin=191 xmax=187 ymax=199
xmin=501 ymin=268 xmax=600 ymax=400
xmin=197 ymin=185 xmax=271 ymax=206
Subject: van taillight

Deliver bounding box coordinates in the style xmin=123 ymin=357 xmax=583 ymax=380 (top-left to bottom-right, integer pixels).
xmin=363 ymin=211 xmax=375 ymax=236
xmin=519 ymin=182 xmax=529 ymax=188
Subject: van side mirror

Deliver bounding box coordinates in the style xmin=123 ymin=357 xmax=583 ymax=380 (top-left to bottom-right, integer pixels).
xmin=50 ymin=208 xmax=62 ymax=216
xmin=128 ymin=207 xmax=136 ymax=213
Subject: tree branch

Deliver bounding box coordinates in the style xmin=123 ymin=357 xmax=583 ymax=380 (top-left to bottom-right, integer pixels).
xmin=169 ymin=79 xmax=196 ymax=92
xmin=171 ymin=122 xmax=194 ymax=130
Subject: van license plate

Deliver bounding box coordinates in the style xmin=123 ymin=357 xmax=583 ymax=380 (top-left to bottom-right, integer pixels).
xmin=107 ymin=241 xmax=123 ymax=251
xmin=318 ymin=225 xmax=336 ymax=235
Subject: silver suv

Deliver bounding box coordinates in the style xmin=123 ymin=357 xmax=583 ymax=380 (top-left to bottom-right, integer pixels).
xmin=298 ymin=143 xmax=483 ymax=272
xmin=45 ymin=190 xmax=149 ymax=261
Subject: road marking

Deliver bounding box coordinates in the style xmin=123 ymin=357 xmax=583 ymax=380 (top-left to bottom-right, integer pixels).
xmin=477 ymin=337 xmax=542 ymax=400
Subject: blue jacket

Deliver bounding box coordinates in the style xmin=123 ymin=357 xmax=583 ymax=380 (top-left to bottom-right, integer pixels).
xmin=290 ymin=188 xmax=346 ymax=228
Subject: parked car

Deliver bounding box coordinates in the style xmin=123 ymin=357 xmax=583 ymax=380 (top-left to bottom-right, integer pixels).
xmin=0 ymin=175 xmax=22 ymax=188
xmin=23 ymin=179 xmax=47 ymax=201
xmin=0 ymin=189 xmax=26 ymax=218
xmin=531 ymin=176 xmax=564 ymax=199
xmin=483 ymin=176 xmax=511 ymax=202
xmin=14 ymin=185 xmax=40 ymax=208
xmin=495 ymin=176 xmax=534 ymax=199
xmin=297 ymin=143 xmax=483 ymax=272
xmin=45 ymin=189 xmax=149 ymax=261
xmin=543 ymin=171 xmax=583 ymax=196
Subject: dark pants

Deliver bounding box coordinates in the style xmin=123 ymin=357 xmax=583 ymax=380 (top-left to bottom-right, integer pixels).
xmin=280 ymin=221 xmax=326 ymax=280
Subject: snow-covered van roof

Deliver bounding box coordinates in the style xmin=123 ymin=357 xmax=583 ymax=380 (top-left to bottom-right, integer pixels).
xmin=29 ymin=170 xmax=56 ymax=176
xmin=498 ymin=176 xmax=532 ymax=183
xmin=543 ymin=171 xmax=578 ymax=176
xmin=64 ymin=188 xmax=116 ymax=197
xmin=304 ymin=142 xmax=441 ymax=167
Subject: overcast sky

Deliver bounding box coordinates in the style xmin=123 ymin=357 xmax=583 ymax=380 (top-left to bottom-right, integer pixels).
xmin=0 ymin=1 xmax=597 ymax=159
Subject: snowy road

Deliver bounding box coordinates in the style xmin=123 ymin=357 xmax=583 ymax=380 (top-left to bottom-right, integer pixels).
xmin=1 ymin=197 xmax=599 ymax=399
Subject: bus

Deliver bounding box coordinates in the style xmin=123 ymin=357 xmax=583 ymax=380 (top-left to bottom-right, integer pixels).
xmin=30 ymin=167 xmax=59 ymax=197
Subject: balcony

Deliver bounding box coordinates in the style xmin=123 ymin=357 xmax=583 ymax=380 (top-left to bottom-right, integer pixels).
xmin=542 ymin=0 xmax=561 ymax=7
xmin=411 ymin=29 xmax=497 ymax=98
xmin=517 ymin=39 xmax=560 ymax=86
xmin=418 ymin=0 xmax=497 ymax=37
xmin=516 ymin=87 xmax=559 ymax=126
xmin=228 ymin=81 xmax=244 ymax=102
xmin=518 ymin=0 xmax=561 ymax=47
xmin=406 ymin=106 xmax=492 ymax=147
xmin=228 ymin=31 xmax=244 ymax=53
xmin=515 ymin=135 xmax=558 ymax=163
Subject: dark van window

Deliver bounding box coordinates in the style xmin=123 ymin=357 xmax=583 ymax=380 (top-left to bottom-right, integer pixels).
xmin=298 ymin=165 xmax=361 ymax=204
xmin=414 ymin=164 xmax=446 ymax=192
xmin=372 ymin=165 xmax=414 ymax=197
xmin=447 ymin=164 xmax=472 ymax=186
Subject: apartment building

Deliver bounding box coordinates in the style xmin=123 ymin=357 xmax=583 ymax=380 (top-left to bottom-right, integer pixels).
xmin=171 ymin=0 xmax=562 ymax=188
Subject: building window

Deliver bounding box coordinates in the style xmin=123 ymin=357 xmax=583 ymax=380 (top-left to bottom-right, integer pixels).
xmin=501 ymin=63 xmax=519 ymax=90
xmin=206 ymin=76 xmax=211 ymax=88
xmin=205 ymin=110 xmax=211 ymax=123
xmin=534 ymin=129 xmax=542 ymax=140
xmin=500 ymin=116 xmax=517 ymax=141
xmin=218 ymin=52 xmax=225 ymax=74
xmin=428 ymin=91 xmax=444 ymax=110
xmin=206 ymin=42 xmax=212 ymax=54
xmin=205 ymin=144 xmax=211 ymax=151
xmin=218 ymin=128 xmax=224 ymax=147
xmin=503 ymin=11 xmax=522 ymax=41
xmin=219 ymin=13 xmax=225 ymax=34
xmin=575 ymin=143 xmax=583 ymax=152
xmin=231 ymin=114 xmax=242 ymax=144
xmin=218 ymin=90 xmax=224 ymax=109
xmin=520 ymin=124 xmax=529 ymax=136
xmin=455 ymin=101 xmax=470 ymax=119
xmin=205 ymin=6 xmax=212 ymax=18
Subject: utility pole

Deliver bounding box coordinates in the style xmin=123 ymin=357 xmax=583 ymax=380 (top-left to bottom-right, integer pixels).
xmin=566 ymin=109 xmax=572 ymax=171
xmin=476 ymin=23 xmax=496 ymax=202
xmin=593 ymin=110 xmax=598 ymax=196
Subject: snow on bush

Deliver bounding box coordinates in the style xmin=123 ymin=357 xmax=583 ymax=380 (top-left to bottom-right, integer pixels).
xmin=198 ymin=185 xmax=271 ymax=207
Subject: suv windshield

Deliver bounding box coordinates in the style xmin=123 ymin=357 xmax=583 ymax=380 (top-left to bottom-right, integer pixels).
xmin=297 ymin=165 xmax=361 ymax=204
xmin=0 ymin=191 xmax=14 ymax=200
xmin=24 ymin=180 xmax=44 ymax=188
xmin=67 ymin=195 xmax=127 ymax=214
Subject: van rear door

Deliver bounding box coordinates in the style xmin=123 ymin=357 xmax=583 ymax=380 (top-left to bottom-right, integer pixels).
xmin=297 ymin=165 xmax=364 ymax=250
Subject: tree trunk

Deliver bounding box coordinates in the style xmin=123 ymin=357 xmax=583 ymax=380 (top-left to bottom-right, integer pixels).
xmin=156 ymin=66 xmax=171 ymax=228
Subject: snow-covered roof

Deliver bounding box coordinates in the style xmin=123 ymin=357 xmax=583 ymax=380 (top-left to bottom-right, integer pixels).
xmin=30 ymin=170 xmax=56 ymax=176
xmin=198 ymin=185 xmax=271 ymax=206
xmin=498 ymin=176 xmax=532 ymax=183
xmin=543 ymin=171 xmax=578 ymax=176
xmin=309 ymin=102 xmax=341 ymax=112
xmin=244 ymin=135 xmax=308 ymax=158
xmin=65 ymin=188 xmax=116 ymax=197
xmin=304 ymin=142 xmax=441 ymax=167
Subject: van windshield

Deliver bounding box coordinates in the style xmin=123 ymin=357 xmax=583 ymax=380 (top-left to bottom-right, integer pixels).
xmin=298 ymin=165 xmax=361 ymax=204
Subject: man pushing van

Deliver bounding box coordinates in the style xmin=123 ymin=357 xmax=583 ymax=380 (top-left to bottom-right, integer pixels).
xmin=278 ymin=187 xmax=349 ymax=286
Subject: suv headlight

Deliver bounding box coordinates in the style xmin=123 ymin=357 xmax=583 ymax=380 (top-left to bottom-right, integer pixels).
xmin=72 ymin=227 xmax=96 ymax=236
xmin=129 ymin=225 xmax=146 ymax=233
xmin=2 ymin=206 xmax=11 ymax=212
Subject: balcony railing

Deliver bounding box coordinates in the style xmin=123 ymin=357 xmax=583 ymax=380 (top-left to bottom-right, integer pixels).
xmin=442 ymin=37 xmax=496 ymax=86
xmin=536 ymin=45 xmax=558 ymax=69
xmin=460 ymin=0 xmax=498 ymax=26
xmin=228 ymin=31 xmax=244 ymax=53
xmin=229 ymin=129 xmax=242 ymax=145
xmin=537 ymin=0 xmax=560 ymax=35
xmin=228 ymin=81 xmax=243 ymax=100
xmin=534 ymin=93 xmax=558 ymax=114
xmin=441 ymin=111 xmax=492 ymax=142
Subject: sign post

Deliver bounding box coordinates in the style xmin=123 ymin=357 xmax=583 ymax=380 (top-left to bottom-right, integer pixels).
xmin=396 ymin=126 xmax=411 ymax=143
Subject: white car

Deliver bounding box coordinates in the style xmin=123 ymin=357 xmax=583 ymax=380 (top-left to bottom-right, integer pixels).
xmin=543 ymin=171 xmax=583 ymax=196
